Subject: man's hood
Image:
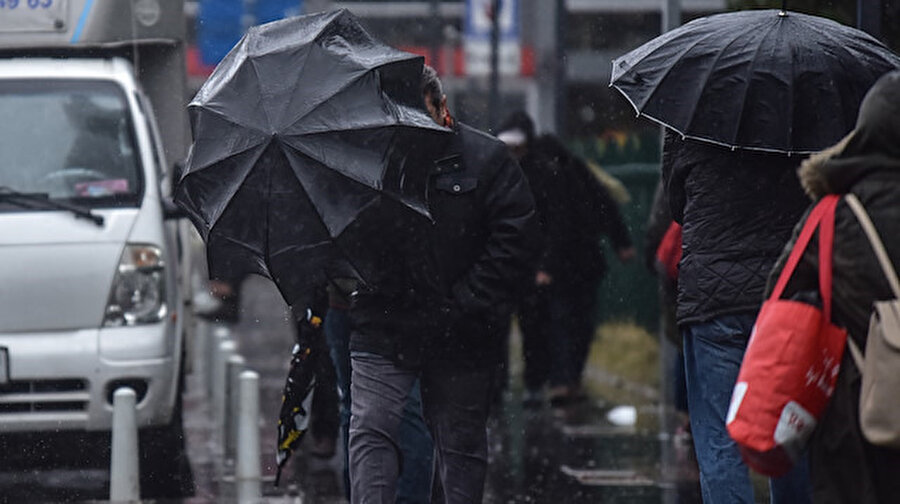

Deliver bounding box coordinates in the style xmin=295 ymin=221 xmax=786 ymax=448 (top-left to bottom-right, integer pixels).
xmin=799 ymin=70 xmax=900 ymax=200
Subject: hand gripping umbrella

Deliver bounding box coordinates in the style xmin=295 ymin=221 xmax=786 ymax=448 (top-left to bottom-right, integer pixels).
xmin=175 ymin=9 xmax=449 ymax=306
xmin=610 ymin=8 xmax=900 ymax=154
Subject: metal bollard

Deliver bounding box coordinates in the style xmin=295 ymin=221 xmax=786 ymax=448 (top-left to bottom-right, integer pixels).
xmin=225 ymin=354 xmax=247 ymax=461
xmin=192 ymin=318 xmax=209 ymax=381
xmin=110 ymin=387 xmax=140 ymax=502
xmin=207 ymin=324 xmax=231 ymax=397
xmin=213 ymin=339 xmax=237 ymax=450
xmin=236 ymin=370 xmax=262 ymax=502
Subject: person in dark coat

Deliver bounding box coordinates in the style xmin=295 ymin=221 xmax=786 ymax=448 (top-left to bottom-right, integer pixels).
xmin=766 ymin=70 xmax=900 ymax=504
xmin=662 ymin=131 xmax=813 ymax=503
xmin=496 ymin=110 xmax=634 ymax=406
xmin=346 ymin=66 xmax=538 ymax=503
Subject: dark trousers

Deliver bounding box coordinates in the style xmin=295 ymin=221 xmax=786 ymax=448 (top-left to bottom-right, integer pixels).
xmin=307 ymin=316 xmax=339 ymax=444
xmin=520 ymin=278 xmax=599 ymax=390
xmin=519 ymin=287 xmax=551 ymax=392
xmin=325 ymin=309 xmax=434 ymax=503
xmin=348 ymin=351 xmax=493 ymax=504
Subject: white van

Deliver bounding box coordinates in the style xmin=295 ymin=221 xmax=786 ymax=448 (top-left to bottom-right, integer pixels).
xmin=0 ymin=57 xmax=190 ymax=491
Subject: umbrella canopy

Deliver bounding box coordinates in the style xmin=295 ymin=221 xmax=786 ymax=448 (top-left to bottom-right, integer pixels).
xmin=175 ymin=9 xmax=449 ymax=304
xmin=610 ymin=9 xmax=900 ymax=154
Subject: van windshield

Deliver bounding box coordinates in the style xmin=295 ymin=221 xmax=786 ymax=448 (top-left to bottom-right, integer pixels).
xmin=0 ymin=79 xmax=142 ymax=208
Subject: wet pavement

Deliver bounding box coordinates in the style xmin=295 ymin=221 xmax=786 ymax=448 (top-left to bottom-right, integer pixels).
xmin=186 ymin=275 xmax=704 ymax=504
xmin=0 ymin=273 xmax=705 ymax=503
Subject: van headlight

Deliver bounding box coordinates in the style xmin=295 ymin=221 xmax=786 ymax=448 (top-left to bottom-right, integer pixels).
xmin=103 ymin=244 xmax=167 ymax=326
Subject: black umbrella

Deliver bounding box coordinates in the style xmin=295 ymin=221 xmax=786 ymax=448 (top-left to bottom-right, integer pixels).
xmin=610 ymin=9 xmax=900 ymax=154
xmin=175 ymin=9 xmax=449 ymax=305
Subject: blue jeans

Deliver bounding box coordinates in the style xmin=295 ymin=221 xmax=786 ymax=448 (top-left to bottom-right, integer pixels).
xmin=324 ymin=308 xmax=433 ymax=503
xmin=683 ymin=313 xmax=811 ymax=504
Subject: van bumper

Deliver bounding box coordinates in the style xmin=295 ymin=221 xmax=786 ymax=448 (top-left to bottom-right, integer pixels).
xmin=0 ymin=322 xmax=179 ymax=433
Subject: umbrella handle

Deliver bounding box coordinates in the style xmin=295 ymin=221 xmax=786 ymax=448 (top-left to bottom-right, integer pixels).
xmin=781 ymin=0 xmax=787 ymax=13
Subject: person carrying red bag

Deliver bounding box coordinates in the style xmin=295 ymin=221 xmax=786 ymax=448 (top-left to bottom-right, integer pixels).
xmin=759 ymin=71 xmax=900 ymax=504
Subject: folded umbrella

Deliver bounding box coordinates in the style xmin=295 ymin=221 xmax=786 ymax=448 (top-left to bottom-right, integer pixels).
xmin=274 ymin=311 xmax=321 ymax=486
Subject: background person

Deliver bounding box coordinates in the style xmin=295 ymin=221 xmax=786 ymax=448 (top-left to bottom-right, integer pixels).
xmin=496 ymin=110 xmax=634 ymax=407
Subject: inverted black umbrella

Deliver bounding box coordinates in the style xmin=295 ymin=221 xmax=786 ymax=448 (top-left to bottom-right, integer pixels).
xmin=175 ymin=9 xmax=449 ymax=305
xmin=610 ymin=9 xmax=900 ymax=154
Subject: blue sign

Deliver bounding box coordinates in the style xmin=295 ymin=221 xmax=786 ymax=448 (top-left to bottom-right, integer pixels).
xmin=197 ymin=0 xmax=304 ymax=66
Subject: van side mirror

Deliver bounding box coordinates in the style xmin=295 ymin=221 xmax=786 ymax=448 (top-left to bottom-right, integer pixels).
xmin=163 ymin=197 xmax=187 ymax=220
xmin=163 ymin=160 xmax=187 ymax=220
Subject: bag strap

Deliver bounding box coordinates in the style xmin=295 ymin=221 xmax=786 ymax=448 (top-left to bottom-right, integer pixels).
xmin=818 ymin=195 xmax=838 ymax=320
xmin=843 ymin=193 xmax=900 ymax=373
xmin=770 ymin=195 xmax=840 ymax=304
xmin=845 ymin=194 xmax=900 ymax=299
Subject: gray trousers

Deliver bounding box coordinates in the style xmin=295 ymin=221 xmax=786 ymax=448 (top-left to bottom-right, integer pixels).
xmin=348 ymin=351 xmax=493 ymax=504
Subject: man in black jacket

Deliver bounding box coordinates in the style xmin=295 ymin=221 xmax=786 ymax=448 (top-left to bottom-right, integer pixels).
xmin=662 ymin=132 xmax=812 ymax=503
xmin=346 ymin=66 xmax=538 ymax=503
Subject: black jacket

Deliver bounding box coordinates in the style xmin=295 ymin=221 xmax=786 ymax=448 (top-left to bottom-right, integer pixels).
xmin=523 ymin=135 xmax=631 ymax=284
xmin=662 ymin=132 xmax=808 ymax=325
xmin=765 ymin=71 xmax=900 ymax=504
xmin=350 ymin=122 xmax=538 ymax=367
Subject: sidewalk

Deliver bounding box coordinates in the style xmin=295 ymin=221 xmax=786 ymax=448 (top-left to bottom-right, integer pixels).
xmin=181 ymin=275 xmax=702 ymax=503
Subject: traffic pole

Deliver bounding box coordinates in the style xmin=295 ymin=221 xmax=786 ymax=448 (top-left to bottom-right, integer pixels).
xmin=109 ymin=387 xmax=140 ymax=502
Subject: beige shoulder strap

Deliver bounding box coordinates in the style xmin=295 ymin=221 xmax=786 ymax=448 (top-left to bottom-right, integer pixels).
xmin=844 ymin=193 xmax=900 ymax=371
xmin=845 ymin=194 xmax=900 ymax=299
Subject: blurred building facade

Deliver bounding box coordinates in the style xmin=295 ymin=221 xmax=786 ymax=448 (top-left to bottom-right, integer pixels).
xmin=184 ymin=0 xmax=727 ymax=166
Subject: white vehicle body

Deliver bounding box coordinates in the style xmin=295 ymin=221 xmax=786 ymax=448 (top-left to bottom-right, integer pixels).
xmin=0 ymin=57 xmax=183 ymax=432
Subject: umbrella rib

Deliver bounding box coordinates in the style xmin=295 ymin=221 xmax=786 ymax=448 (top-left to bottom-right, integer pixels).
xmin=205 ymin=143 xmax=270 ymax=231
xmin=192 ymin=107 xmax=263 ymax=132
xmin=786 ymin=24 xmax=795 ymax=151
xmin=728 ymin=17 xmax=785 ymax=148
xmin=283 ymin=59 xmax=414 ymax=133
xmin=190 ymin=101 xmax=271 ymax=135
xmin=808 ymin=22 xmax=895 ymax=129
xmin=682 ymin=21 xmax=766 ymax=137
xmin=249 ymin=57 xmax=275 ymax=133
xmin=264 ymin=147 xmax=273 ymax=277
xmin=275 ymin=149 xmax=379 ymax=287
xmin=283 ymin=126 xmax=433 ymax=219
xmin=286 ymin=71 xmax=371 ymax=130
xmin=627 ymin=29 xmax=724 ymax=113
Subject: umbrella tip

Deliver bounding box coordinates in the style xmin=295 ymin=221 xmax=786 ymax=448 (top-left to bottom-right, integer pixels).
xmin=779 ymin=0 xmax=788 ymax=15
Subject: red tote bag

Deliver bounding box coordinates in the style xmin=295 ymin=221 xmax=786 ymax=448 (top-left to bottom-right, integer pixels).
xmin=656 ymin=221 xmax=682 ymax=280
xmin=726 ymin=195 xmax=848 ymax=477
